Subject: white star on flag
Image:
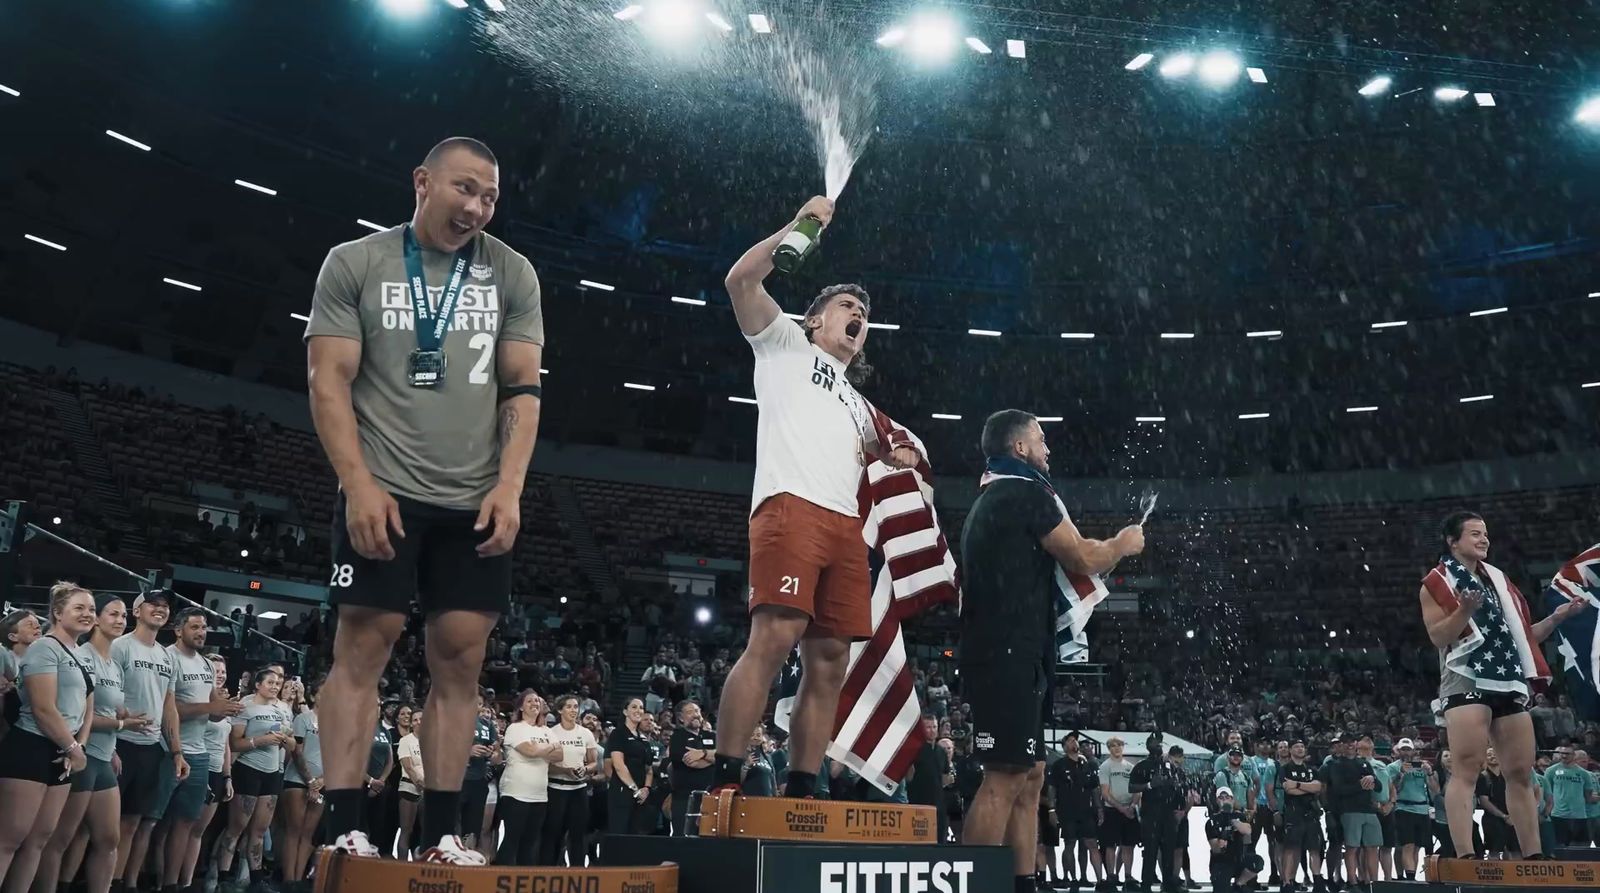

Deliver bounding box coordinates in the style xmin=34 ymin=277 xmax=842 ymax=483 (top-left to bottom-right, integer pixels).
xmin=1559 ymin=636 xmax=1586 ymax=679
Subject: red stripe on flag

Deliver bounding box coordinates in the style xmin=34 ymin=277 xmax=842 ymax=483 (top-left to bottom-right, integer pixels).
xmin=887 ymin=545 xmax=947 ymax=579
xmin=837 ymin=614 xmax=903 ymax=715
xmin=878 ymin=509 xmax=935 ymax=544
xmin=883 ymin=725 xmax=925 ymax=782
xmin=849 ymin=666 xmax=914 ymax=760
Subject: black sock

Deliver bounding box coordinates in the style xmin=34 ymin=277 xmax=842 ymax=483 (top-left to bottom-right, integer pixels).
xmin=713 ymin=754 xmax=743 ymax=788
xmin=325 ymin=787 xmax=368 ymax=840
xmin=784 ymin=770 xmax=817 ymax=798
xmin=421 ymin=789 xmax=463 ymax=846
xmin=1016 ymin=876 xmax=1037 ymax=893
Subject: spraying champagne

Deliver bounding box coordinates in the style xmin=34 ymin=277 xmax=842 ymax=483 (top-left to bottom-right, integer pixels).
xmin=772 ymin=214 xmax=825 ymax=273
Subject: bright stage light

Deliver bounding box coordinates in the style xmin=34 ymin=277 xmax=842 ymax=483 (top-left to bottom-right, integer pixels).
xmin=1185 ymin=630 xmax=1195 ymax=639
xmin=1474 ymin=92 xmax=1495 ymax=107
xmin=640 ymin=0 xmax=701 ymax=42
xmin=1238 ymin=412 xmax=1270 ymax=420
xmin=931 ymin=413 xmax=962 ymax=420
xmin=1125 ymin=53 xmax=1153 ymax=71
xmin=1576 ymin=97 xmax=1600 ymax=125
xmin=1435 ymin=87 xmax=1468 ymax=101
xmin=670 ymin=295 xmax=706 ymax=306
xmin=1197 ymin=51 xmax=1243 ymax=87
xmin=624 ymin=382 xmax=656 ymax=391
xmin=1469 ymin=306 xmax=1507 ymax=317
xmin=484 ymin=0 xmax=506 ymax=10
xmin=106 ymin=129 xmax=152 ymax=152
xmin=705 ymin=11 xmax=732 ymax=31
xmin=1246 ymin=67 xmax=1267 ymax=84
xmin=0 ymin=83 xmax=19 ymax=98
xmin=1245 ymin=330 xmax=1282 ymax=338
xmin=728 ymin=396 xmax=757 ymax=404
xmin=694 ymin=606 xmax=712 ymax=625
xmin=876 ymin=26 xmax=906 ymax=47
xmin=357 ymin=219 xmax=387 ymax=232
xmin=1006 ymin=39 xmax=1025 ymax=59
xmin=1358 ymin=76 xmax=1392 ymax=97
xmin=614 ymin=4 xmax=644 ymax=20
xmin=904 ymin=11 xmax=960 ymax=64
xmin=1158 ymin=53 xmax=1196 ymax=79
xmin=163 ymin=277 xmax=202 ymax=292
xmin=964 ymin=37 xmax=991 ymax=55
xmin=289 ymin=312 xmax=311 ymax=322
xmin=380 ymin=0 xmax=430 ymax=17
xmin=24 ymin=234 xmax=67 ymax=251
xmin=444 ymin=0 xmax=468 ymax=8
xmin=748 ymin=14 xmax=771 ymax=33
xmin=1459 ymin=394 xmax=1494 ymax=403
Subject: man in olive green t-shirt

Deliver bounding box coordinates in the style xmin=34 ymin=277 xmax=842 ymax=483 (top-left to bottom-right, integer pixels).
xmin=305 ymin=136 xmax=544 ymax=864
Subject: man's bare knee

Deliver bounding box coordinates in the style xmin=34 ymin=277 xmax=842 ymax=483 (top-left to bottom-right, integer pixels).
xmin=748 ymin=607 xmax=808 ymax=663
xmin=332 ymin=609 xmax=405 ymax=678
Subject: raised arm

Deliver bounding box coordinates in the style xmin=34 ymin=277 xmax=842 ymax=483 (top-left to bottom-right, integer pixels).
xmin=727 ymin=197 xmax=834 ymax=336
xmin=1042 ymin=516 xmax=1144 ymax=577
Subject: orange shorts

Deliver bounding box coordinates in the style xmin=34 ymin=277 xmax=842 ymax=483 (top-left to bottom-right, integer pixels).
xmin=747 ymin=493 xmax=872 ymax=640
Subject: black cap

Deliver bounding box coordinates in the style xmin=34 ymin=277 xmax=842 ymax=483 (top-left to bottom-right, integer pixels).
xmin=1228 ymin=747 xmax=1243 ymax=756
xmin=1339 ymin=732 xmax=1359 ymax=743
xmin=1064 ymin=730 xmax=1081 ymax=741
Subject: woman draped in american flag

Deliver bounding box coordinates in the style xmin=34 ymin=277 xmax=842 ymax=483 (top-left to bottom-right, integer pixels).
xmin=1418 ymin=511 xmax=1587 ymax=860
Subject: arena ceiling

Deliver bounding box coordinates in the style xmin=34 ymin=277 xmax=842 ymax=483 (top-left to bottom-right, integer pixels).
xmin=1 ymin=0 xmax=1597 ymax=475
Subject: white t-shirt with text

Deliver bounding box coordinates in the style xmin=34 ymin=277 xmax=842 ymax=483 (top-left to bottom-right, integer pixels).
xmin=747 ymin=316 xmax=872 ymax=518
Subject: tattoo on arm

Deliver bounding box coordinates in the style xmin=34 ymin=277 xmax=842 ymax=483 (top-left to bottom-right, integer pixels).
xmin=498 ymin=405 xmax=519 ymax=448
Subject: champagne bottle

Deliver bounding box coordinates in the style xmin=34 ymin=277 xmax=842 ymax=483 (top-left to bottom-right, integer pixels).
xmin=772 ymin=215 xmax=824 ymax=274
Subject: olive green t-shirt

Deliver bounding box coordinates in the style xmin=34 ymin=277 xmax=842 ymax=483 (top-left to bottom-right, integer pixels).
xmin=304 ymin=225 xmax=544 ymax=510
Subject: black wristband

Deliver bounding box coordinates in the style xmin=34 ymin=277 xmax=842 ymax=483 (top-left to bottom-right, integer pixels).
xmin=499 ymin=384 xmax=543 ymax=401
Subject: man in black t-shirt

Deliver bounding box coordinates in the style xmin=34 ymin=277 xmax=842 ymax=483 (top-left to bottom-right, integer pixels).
xmin=1049 ymin=732 xmax=1104 ymax=889
xmin=1130 ymin=740 xmax=1187 ymax=893
xmin=1278 ymin=741 xmax=1325 ymax=893
xmin=907 ymin=714 xmax=953 ymax=842
xmin=1326 ymin=735 xmax=1379 ymax=886
xmin=668 ymin=700 xmax=715 ymax=836
xmin=961 ymin=410 xmax=1144 ymax=893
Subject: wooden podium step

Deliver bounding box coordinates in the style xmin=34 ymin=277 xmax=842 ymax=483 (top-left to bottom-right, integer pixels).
xmin=311 ymin=849 xmax=678 ymax=893
xmin=602 ymin=834 xmax=1009 ymax=893
xmin=1427 ymin=856 xmax=1600 ymax=887
xmin=694 ymin=790 xmax=938 ymax=844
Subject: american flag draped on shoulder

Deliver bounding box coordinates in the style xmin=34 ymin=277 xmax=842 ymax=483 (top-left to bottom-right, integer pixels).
xmin=1424 ymin=556 xmax=1549 ymax=718
xmin=1544 ymin=544 xmax=1600 ymax=720
xmin=774 ymin=400 xmax=958 ymax=794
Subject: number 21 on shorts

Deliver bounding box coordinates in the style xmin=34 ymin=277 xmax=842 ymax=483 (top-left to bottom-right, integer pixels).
xmin=330 ymin=563 xmax=355 ymax=588
xmin=779 ymin=575 xmax=800 ymax=595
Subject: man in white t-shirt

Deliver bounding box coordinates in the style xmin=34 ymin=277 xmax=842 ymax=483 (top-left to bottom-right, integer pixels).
xmin=709 ymin=195 xmax=919 ymax=799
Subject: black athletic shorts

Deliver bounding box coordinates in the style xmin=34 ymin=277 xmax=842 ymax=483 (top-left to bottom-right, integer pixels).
xmin=1100 ymin=807 xmax=1141 ymax=847
xmin=233 ymin=762 xmax=285 ymax=798
xmin=0 ymin=727 xmax=73 ymax=787
xmin=207 ymin=771 xmax=228 ymax=805
xmin=1440 ymin=689 xmax=1527 ymax=718
xmin=117 ymin=739 xmax=176 ymax=818
xmin=1393 ymin=810 xmax=1430 ymax=847
xmin=1379 ymin=809 xmax=1397 ymax=847
xmin=1059 ymin=810 xmax=1098 ymax=841
xmin=461 ymin=777 xmax=491 ymax=835
xmin=960 ymin=658 xmax=1048 ymax=768
xmin=328 ymin=492 xmax=513 ymax=616
xmin=1554 ymin=817 xmax=1590 ymax=846
xmin=1281 ymin=813 xmax=1324 ymax=852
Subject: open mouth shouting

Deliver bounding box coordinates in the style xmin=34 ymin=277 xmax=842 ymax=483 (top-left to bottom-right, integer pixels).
xmin=448 ymin=218 xmax=475 ymax=237
xmin=844 ymin=319 xmax=863 ymax=340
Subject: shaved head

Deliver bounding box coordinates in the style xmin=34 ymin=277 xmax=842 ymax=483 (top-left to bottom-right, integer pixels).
xmin=423 ymin=136 xmax=497 ymax=169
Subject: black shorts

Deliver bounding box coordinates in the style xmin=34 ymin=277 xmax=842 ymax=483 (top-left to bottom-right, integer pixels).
xmin=117 ymin=739 xmax=177 ymax=817
xmin=1393 ymin=810 xmax=1430 ymax=847
xmin=1379 ymin=809 xmax=1397 ymax=847
xmin=1482 ymin=814 xmax=1516 ymax=853
xmin=0 ymin=727 xmax=73 ymax=786
xmin=1281 ymin=814 xmax=1324 ymax=852
xmin=461 ymin=777 xmax=491 ymax=834
xmin=1059 ymin=811 xmax=1098 ymax=841
xmin=1039 ymin=808 xmax=1059 ymax=845
xmin=960 ymin=658 xmax=1048 ymax=768
xmin=1324 ymin=812 xmax=1342 ymax=848
xmin=1554 ymin=817 xmax=1590 ymax=846
xmin=207 ymin=771 xmax=228 ymax=805
xmin=1252 ymin=806 xmax=1274 ymax=843
xmin=1441 ymin=689 xmax=1527 ymax=718
xmin=233 ymin=762 xmax=285 ymax=798
xmin=1100 ymin=808 xmax=1141 ymax=847
xmin=328 ymin=491 xmax=513 ymax=616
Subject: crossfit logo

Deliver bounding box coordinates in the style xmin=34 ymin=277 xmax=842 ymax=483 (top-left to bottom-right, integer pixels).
xmin=469 ymin=262 xmax=494 ymax=281
xmin=819 ymin=860 xmax=975 ymax=893
xmin=974 ymin=733 xmax=994 ymax=751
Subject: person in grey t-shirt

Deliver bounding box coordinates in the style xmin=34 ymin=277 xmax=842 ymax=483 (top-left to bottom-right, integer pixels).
xmin=282 ymin=687 xmax=325 ymax=887
xmin=304 ymin=136 xmax=544 ymax=861
xmin=160 ymin=609 xmax=240 ymax=892
xmin=0 ymin=584 xmax=96 ymax=892
xmin=110 ymin=590 xmax=187 ymax=893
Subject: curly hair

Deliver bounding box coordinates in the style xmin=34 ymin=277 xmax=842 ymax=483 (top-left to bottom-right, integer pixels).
xmin=802 ymin=283 xmax=874 ymax=385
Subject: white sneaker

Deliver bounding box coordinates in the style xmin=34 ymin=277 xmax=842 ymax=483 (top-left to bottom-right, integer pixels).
xmin=420 ymin=835 xmax=488 ymax=866
xmin=327 ymin=830 xmax=382 ymax=858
